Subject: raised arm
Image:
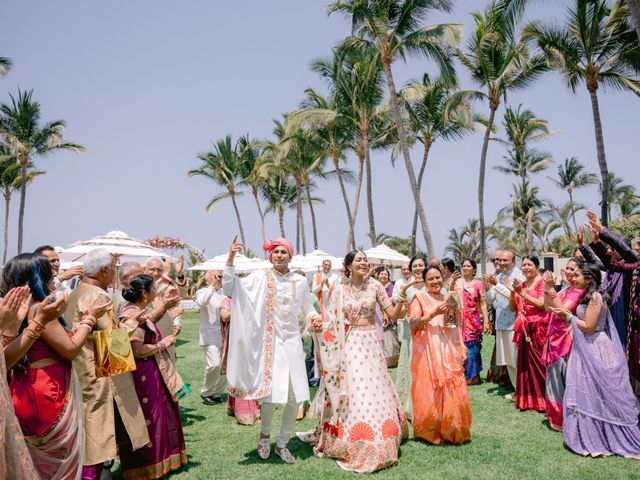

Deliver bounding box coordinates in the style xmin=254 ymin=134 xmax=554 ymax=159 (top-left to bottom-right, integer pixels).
xmin=223 ymin=236 xmax=242 ymax=297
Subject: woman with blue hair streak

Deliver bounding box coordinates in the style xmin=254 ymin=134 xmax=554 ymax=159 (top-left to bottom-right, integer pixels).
xmin=2 ymin=253 xmax=111 ymax=480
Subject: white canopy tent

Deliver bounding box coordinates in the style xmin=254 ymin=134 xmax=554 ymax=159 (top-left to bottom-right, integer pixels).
xmin=58 ymin=230 xmax=172 ymax=265
xmin=189 ymin=253 xmax=272 ymax=273
xmin=363 ymin=244 xmax=410 ymax=267
xmin=289 ymin=249 xmax=343 ymax=273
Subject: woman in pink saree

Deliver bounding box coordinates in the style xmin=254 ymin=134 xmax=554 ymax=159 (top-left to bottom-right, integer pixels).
xmin=542 ymin=258 xmax=584 ymax=431
xmin=303 ymin=251 xmax=409 ymax=473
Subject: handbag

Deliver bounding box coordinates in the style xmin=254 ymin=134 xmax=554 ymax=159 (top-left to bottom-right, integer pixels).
xmin=93 ymin=311 xmax=136 ymax=378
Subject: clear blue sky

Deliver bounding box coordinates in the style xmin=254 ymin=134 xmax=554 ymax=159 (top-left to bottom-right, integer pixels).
xmin=1 ymin=1 xmax=638 ymax=260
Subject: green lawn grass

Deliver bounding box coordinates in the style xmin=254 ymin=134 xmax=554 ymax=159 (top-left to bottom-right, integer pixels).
xmin=117 ymin=312 xmax=639 ymax=479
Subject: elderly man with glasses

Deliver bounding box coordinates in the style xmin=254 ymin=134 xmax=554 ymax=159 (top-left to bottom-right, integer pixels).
xmin=484 ymin=249 xmax=524 ymax=396
xmin=195 ymin=270 xmax=230 ymax=405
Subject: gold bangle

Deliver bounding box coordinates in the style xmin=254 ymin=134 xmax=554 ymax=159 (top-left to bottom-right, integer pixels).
xmin=23 ymin=327 xmax=41 ymax=339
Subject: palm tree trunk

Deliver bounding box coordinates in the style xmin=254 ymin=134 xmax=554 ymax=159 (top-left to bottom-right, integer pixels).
xmin=333 ymin=153 xmax=356 ymax=251
xmin=305 ymin=180 xmax=319 ymax=249
xmin=627 ymin=0 xmax=640 ymax=42
xmin=17 ymin=162 xmax=27 ymax=254
xmin=478 ymin=105 xmax=498 ymax=276
xmin=363 ymin=132 xmax=377 ymax=247
xmin=411 ymin=140 xmax=432 ymax=256
xmin=347 ymin=153 xmax=365 ymax=252
xmin=252 ymin=187 xmax=266 ymax=248
xmin=381 ymin=59 xmax=434 ymax=258
xmin=278 ymin=206 xmax=285 ymax=237
xmin=295 ymin=177 xmax=307 ymax=254
xmin=587 ymin=86 xmax=609 ymax=227
xmin=3 ymin=192 xmax=10 ymax=264
xmin=229 ymin=192 xmax=247 ymax=253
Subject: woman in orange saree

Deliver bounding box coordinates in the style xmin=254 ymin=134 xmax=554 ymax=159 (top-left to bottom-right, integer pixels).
xmin=409 ymin=265 xmax=471 ymax=444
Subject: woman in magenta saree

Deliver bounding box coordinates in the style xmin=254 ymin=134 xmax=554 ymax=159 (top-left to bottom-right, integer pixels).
xmin=456 ymin=259 xmax=489 ymax=385
xmin=118 ymin=274 xmax=190 ymax=480
xmin=508 ymin=256 xmax=548 ymax=412
xmin=541 ymin=258 xmax=584 ymax=431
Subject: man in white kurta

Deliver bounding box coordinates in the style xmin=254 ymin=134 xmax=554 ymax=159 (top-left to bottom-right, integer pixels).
xmin=311 ymin=260 xmax=339 ymax=318
xmin=223 ymin=237 xmax=319 ymax=464
xmin=485 ymin=249 xmax=524 ymax=391
xmin=195 ymin=270 xmax=230 ymax=404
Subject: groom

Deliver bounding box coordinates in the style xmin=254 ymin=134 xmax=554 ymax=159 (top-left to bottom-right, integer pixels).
xmin=223 ymin=236 xmax=320 ymax=464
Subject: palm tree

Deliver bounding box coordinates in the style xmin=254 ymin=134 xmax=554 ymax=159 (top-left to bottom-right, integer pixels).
xmin=618 ymin=189 xmax=640 ymax=217
xmin=0 ymin=89 xmax=84 ymax=253
xmin=328 ymin=0 xmax=463 ymax=258
xmin=548 ymin=157 xmax=598 ymax=232
xmin=287 ymin=86 xmax=357 ymax=249
xmin=600 ymin=172 xmax=638 ymax=220
xmin=0 ymin=57 xmax=11 ymax=77
xmin=260 ymin=172 xmax=298 ymax=238
xmin=627 ymin=0 xmax=640 ymax=41
xmin=494 ymin=105 xmax=554 ymax=187
xmin=237 ymin=135 xmax=267 ymax=247
xmin=0 ymin=144 xmax=45 ymax=263
xmin=396 ymin=73 xmax=480 ymax=255
xmin=497 ymin=181 xmax=547 ymax=255
xmin=524 ymin=0 xmax=640 ymax=227
xmin=457 ymin=0 xmax=547 ymax=273
xmin=445 ymin=218 xmax=486 ymax=264
xmin=188 ymin=135 xmax=247 ymax=251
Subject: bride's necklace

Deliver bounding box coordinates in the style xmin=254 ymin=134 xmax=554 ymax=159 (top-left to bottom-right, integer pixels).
xmin=346 ymin=278 xmax=368 ymax=320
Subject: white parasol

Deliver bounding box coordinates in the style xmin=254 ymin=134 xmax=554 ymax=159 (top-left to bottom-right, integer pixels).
xmin=58 ymin=230 xmax=172 ymax=264
xmin=363 ymin=244 xmax=410 ymax=267
xmin=289 ymin=249 xmax=343 ymax=272
xmin=189 ymin=253 xmax=272 ymax=272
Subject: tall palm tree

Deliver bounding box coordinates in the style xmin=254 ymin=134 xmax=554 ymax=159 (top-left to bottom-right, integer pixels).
xmin=287 ymin=87 xmax=357 ymax=249
xmin=548 ymin=157 xmax=598 ymax=232
xmin=524 ymin=0 xmax=640 ymax=227
xmin=618 ymin=189 xmax=640 ymax=217
xmin=0 ymin=89 xmax=84 ymax=253
xmin=188 ymin=135 xmax=247 ymax=251
xmin=457 ymin=1 xmax=546 ymax=273
xmin=328 ymin=0 xmax=462 ymax=258
xmin=260 ymin=172 xmax=298 ymax=238
xmin=0 ymin=149 xmax=45 ymax=263
xmin=494 ymin=105 xmax=554 ymax=187
xmin=445 ymin=218 xmax=486 ymax=264
xmin=237 ymin=135 xmax=267 ymax=248
xmin=0 ymin=57 xmax=11 ymax=77
xmin=397 ymin=73 xmax=480 ymax=255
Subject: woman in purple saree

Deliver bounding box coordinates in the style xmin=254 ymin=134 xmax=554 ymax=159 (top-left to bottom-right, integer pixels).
xmin=552 ymin=262 xmax=640 ymax=458
xmin=118 ymin=274 xmax=190 ymax=479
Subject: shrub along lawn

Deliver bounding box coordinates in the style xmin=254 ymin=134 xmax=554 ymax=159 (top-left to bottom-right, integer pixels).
xmin=114 ymin=311 xmax=638 ymax=479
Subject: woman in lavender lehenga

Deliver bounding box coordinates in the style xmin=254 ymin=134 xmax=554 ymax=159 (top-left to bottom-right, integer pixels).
xmin=551 ymin=262 xmax=640 ymax=459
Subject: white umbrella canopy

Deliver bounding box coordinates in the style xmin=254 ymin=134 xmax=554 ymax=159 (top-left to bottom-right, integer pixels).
xmin=363 ymin=244 xmax=410 ymax=267
xmin=189 ymin=253 xmax=272 ymax=272
xmin=289 ymin=249 xmax=343 ymax=272
xmin=58 ymin=230 xmax=172 ymax=264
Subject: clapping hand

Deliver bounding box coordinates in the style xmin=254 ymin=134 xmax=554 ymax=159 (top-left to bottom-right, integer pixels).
xmin=162 ymin=288 xmax=181 ymax=310
xmin=484 ymin=273 xmax=497 ymax=286
xmin=550 ymin=306 xmax=570 ymax=321
xmin=502 ymin=277 xmax=514 ymax=293
xmin=175 ymin=255 xmax=185 ymax=276
xmin=543 ymin=270 xmax=556 ymax=289
xmin=512 ymin=278 xmax=523 ymax=294
xmin=0 ymin=286 xmax=30 ymax=331
xmin=34 ymin=293 xmax=68 ymax=326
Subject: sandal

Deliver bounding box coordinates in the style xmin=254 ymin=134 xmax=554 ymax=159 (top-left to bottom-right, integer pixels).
xmin=275 ymin=447 xmax=296 ymax=464
xmin=257 ymin=436 xmax=271 ymax=460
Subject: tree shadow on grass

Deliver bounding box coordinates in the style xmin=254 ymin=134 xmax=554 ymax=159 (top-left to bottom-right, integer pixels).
xmin=487 ymin=384 xmax=515 ymax=397
xmin=180 ymin=406 xmax=207 ymax=426
xmin=175 ymin=337 xmax=190 ymax=348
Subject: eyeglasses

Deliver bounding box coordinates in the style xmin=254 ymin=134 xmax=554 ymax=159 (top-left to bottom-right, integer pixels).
xmin=148 ymin=268 xmax=163 ymax=273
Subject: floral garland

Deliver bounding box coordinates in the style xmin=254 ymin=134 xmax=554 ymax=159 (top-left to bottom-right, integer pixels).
xmin=144 ymin=236 xmax=187 ymax=251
